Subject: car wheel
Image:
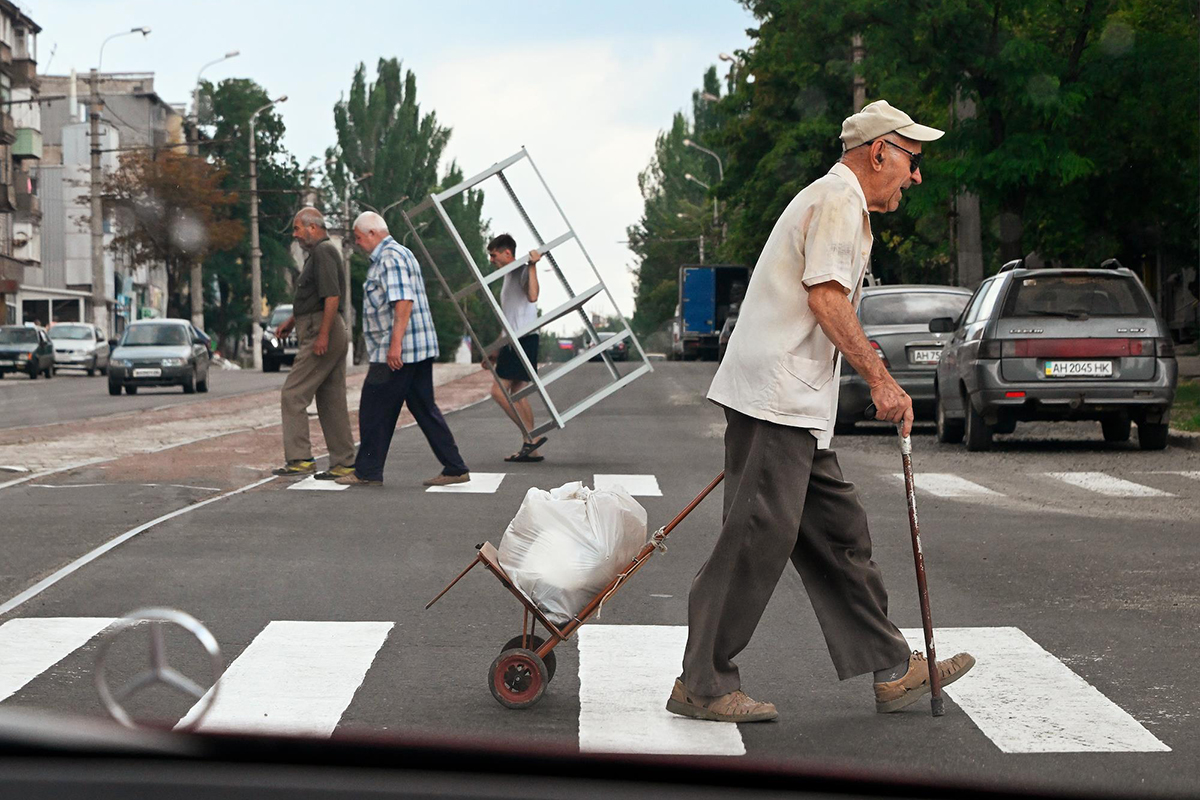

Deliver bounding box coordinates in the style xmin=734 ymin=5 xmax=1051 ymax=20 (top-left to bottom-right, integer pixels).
xmin=1137 ymin=420 xmax=1169 ymax=451
xmin=182 ymin=370 xmax=196 ymax=394
xmin=964 ymin=393 xmax=992 ymax=452
xmin=1101 ymin=415 xmax=1131 ymax=443
xmin=263 ymin=357 xmax=278 ymax=373
xmin=27 ymin=364 xmax=37 ymax=380
xmin=108 ymin=379 xmax=121 ymax=396
xmin=46 ymin=365 xmax=54 ymax=378
xmin=197 ymin=373 xmax=209 ymax=393
xmin=935 ymin=388 xmax=965 ymax=444
xmin=125 ymin=384 xmax=138 ymax=395
xmin=87 ymin=357 xmax=97 ymax=377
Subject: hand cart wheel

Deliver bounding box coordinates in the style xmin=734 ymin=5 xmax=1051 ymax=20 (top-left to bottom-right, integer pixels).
xmin=500 ymin=635 xmax=557 ymax=681
xmin=489 ymin=648 xmax=548 ymax=709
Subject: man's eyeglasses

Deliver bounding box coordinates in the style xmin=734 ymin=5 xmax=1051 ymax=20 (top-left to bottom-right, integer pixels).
xmin=876 ymin=139 xmax=923 ymax=173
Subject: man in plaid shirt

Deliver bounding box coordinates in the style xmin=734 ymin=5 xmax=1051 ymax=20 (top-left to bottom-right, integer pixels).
xmin=336 ymin=211 xmax=471 ymax=487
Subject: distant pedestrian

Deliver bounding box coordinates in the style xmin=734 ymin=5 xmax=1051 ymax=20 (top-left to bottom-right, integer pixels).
xmin=272 ymin=207 xmax=355 ymax=479
xmin=667 ymin=101 xmax=974 ymax=723
xmin=481 ymin=233 xmax=546 ymax=462
xmin=336 ymin=211 xmax=470 ymax=487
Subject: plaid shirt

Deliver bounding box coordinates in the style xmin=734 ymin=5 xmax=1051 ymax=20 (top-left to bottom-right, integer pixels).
xmin=362 ymin=236 xmax=439 ymax=364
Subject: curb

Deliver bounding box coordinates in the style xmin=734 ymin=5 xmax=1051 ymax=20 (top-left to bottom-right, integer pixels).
xmin=1168 ymin=428 xmax=1200 ymax=450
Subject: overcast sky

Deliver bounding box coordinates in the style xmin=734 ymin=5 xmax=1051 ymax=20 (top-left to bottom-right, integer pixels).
xmin=30 ymin=0 xmax=755 ymax=319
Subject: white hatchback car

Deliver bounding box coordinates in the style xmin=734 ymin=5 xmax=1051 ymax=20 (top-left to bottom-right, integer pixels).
xmin=49 ymin=322 xmax=110 ymax=376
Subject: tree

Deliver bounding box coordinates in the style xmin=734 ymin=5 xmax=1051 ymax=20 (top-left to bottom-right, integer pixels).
xmin=199 ymin=78 xmax=305 ymax=356
xmin=327 ymin=58 xmax=492 ymax=360
xmin=102 ymin=151 xmax=243 ymax=319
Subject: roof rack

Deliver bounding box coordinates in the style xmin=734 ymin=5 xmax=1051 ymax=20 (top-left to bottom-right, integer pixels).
xmin=997 ymin=259 xmax=1025 ymax=273
xmin=1099 ymin=258 xmax=1124 ymax=270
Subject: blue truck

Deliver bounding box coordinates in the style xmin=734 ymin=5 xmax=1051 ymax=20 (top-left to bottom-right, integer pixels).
xmin=672 ymin=264 xmax=750 ymax=361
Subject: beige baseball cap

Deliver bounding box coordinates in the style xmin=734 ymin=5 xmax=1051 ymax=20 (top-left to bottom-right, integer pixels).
xmin=840 ymin=100 xmax=944 ymax=151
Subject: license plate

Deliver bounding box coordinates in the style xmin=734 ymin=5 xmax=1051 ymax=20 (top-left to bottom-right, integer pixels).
xmin=132 ymin=368 xmax=162 ymax=378
xmin=0 ymin=359 xmax=13 ymax=367
xmin=910 ymin=348 xmax=942 ymax=364
xmin=1044 ymin=360 xmax=1112 ymax=378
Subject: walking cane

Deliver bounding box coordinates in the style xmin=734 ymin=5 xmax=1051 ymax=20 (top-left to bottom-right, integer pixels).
xmin=864 ymin=403 xmax=944 ymax=717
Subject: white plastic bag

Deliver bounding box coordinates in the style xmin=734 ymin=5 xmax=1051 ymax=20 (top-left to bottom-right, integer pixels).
xmin=498 ymin=481 xmax=648 ymax=626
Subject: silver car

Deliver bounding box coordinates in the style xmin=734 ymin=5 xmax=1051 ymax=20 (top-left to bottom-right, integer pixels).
xmin=932 ymin=261 xmax=1177 ymax=451
xmin=836 ymin=285 xmax=973 ymax=433
xmin=49 ymin=322 xmax=110 ymax=376
xmin=108 ymin=319 xmax=211 ymax=396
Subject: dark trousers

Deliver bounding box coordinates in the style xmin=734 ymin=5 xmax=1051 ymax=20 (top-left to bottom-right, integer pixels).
xmin=680 ymin=408 xmax=911 ymax=696
xmin=353 ymin=359 xmax=469 ymax=482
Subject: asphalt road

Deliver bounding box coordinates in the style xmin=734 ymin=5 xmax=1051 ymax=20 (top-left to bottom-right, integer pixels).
xmin=0 ymin=362 xmax=298 ymax=431
xmin=1 ymin=362 xmax=1197 ymax=797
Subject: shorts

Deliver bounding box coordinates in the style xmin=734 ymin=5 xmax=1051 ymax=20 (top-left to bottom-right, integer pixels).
xmin=496 ymin=334 xmax=540 ymax=382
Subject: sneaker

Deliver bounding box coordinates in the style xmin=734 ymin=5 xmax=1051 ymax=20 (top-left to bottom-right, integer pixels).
xmin=665 ymin=679 xmax=778 ymax=723
xmin=874 ymin=650 xmax=976 ymax=713
xmin=272 ymin=460 xmax=315 ymax=476
xmin=333 ymin=472 xmax=383 ymax=487
xmin=314 ymin=465 xmax=356 ymax=481
xmin=423 ymin=472 xmax=470 ymax=487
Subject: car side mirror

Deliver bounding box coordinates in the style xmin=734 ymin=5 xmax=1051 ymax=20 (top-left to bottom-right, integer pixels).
xmin=108 ymin=339 xmax=119 ymax=348
xmin=929 ymin=317 xmax=956 ymax=333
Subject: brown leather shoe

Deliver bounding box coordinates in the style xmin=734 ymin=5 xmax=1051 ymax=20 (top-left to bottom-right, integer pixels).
xmin=423 ymin=472 xmax=470 ymax=487
xmin=333 ymin=472 xmax=383 ymax=487
xmin=874 ymin=650 xmax=976 ymax=713
xmin=665 ymin=679 xmax=778 ymax=723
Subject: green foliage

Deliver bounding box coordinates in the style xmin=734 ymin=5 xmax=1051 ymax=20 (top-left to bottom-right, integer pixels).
xmin=327 ymin=59 xmax=492 ymax=360
xmin=200 ymin=78 xmax=304 ymax=356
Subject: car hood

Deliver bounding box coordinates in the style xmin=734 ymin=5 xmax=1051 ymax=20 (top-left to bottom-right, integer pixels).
xmin=51 ymin=341 xmax=97 ymax=352
xmin=0 ymin=344 xmax=36 ymax=355
xmin=112 ymin=345 xmax=191 ymax=361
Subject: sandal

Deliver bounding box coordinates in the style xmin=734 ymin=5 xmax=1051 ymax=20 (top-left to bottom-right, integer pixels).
xmin=504 ymin=437 xmax=547 ymax=463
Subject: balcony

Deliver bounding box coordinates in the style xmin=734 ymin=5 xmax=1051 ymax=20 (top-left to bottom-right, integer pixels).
xmin=0 ymin=42 xmax=11 ymax=71
xmin=0 ymin=182 xmax=14 ymax=213
xmin=11 ymin=58 xmax=37 ymax=89
xmin=13 ymin=128 xmax=41 ymax=160
xmin=0 ymin=113 xmax=14 ymax=145
xmin=0 ymin=254 xmax=25 ymax=289
xmin=15 ymin=179 xmax=38 ymax=218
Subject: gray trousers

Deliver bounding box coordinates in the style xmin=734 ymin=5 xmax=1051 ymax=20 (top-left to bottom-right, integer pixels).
xmin=681 ymin=408 xmax=911 ymax=696
xmin=280 ymin=312 xmax=356 ymax=468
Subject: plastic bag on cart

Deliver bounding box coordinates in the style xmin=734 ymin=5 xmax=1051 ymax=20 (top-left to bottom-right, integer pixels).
xmin=498 ymin=481 xmax=647 ymax=627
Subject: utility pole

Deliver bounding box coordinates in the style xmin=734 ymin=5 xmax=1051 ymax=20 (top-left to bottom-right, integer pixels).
xmin=953 ymin=90 xmax=984 ymax=287
xmin=248 ymin=95 xmax=286 ymax=371
xmin=89 ymin=68 xmax=106 ymax=337
xmin=852 ymin=34 xmax=867 ymax=111
xmin=698 ymin=234 xmax=705 ymax=265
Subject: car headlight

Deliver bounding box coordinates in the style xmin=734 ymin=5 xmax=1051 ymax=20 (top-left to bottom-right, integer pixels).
xmin=118 ymin=359 xmax=133 ymax=368
xmin=268 ymin=336 xmax=279 ymax=348
xmin=161 ymin=358 xmax=186 ymax=367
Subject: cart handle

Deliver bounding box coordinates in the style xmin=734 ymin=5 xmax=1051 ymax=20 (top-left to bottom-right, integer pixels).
xmin=425 ymin=551 xmax=482 ymax=610
xmin=658 ymin=471 xmax=724 ymax=540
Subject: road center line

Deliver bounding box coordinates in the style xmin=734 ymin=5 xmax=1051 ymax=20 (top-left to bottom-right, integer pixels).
xmin=0 ymin=477 xmax=277 ymax=617
xmin=578 ymin=624 xmax=745 ymax=756
xmin=0 ymin=617 xmax=117 ymax=702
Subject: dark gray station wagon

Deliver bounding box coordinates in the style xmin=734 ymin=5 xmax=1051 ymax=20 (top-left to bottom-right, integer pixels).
xmin=932 ymin=260 xmax=1177 ymax=451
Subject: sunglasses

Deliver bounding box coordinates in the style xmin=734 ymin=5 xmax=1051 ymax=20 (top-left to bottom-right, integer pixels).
xmin=878 ymin=139 xmax=923 ymax=173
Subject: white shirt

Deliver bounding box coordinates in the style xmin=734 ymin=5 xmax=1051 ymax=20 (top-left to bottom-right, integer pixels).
xmin=706 ymin=162 xmax=873 ymax=449
xmin=500 ymin=265 xmax=538 ymax=334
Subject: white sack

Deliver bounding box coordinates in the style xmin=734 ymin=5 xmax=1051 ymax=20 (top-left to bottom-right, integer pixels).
xmin=498 ymin=481 xmax=648 ymax=626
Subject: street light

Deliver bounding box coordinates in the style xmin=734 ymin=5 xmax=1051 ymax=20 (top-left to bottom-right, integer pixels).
xmin=248 ymin=94 xmax=287 ymax=371
xmin=193 ymin=50 xmax=240 ymax=126
xmin=90 ymin=26 xmax=150 ymax=338
xmin=699 ymin=92 xmax=720 ymax=103
xmin=683 ymin=140 xmax=723 ymax=229
xmin=683 ymin=172 xmax=710 ymax=191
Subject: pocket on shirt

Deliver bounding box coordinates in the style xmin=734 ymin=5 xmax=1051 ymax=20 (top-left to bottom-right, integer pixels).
xmin=779 ymin=354 xmax=835 ymax=390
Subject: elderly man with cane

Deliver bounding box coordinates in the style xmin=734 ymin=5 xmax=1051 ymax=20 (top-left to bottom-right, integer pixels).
xmin=667 ymin=101 xmax=975 ymax=723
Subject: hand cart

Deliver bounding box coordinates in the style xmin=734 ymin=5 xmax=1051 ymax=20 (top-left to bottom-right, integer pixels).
xmin=426 ymin=473 xmax=725 ymax=709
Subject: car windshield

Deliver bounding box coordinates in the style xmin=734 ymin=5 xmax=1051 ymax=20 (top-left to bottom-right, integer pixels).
xmin=121 ymin=325 xmax=190 ymax=347
xmin=269 ymin=308 xmax=292 ymax=327
xmin=49 ymin=325 xmax=93 ymax=341
xmin=1001 ymin=274 xmax=1152 ymax=318
xmin=860 ymin=292 xmax=971 ymax=326
xmin=0 ymin=327 xmax=38 ymax=344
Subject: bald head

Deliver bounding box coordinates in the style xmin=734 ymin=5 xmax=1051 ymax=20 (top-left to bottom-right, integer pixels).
xmin=291 ymin=207 xmax=328 ymax=247
xmin=353 ymin=210 xmax=391 ymax=254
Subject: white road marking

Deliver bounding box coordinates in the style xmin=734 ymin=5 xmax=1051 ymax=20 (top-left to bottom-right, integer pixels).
xmin=32 ymin=483 xmax=221 ymax=491
xmin=1045 ymin=472 xmax=1173 ymax=497
xmin=887 ymin=473 xmax=1001 ymax=497
xmin=900 ymin=627 xmax=1170 ymax=753
xmin=1154 ymin=471 xmax=1200 ymax=481
xmin=0 ymin=477 xmax=277 ymax=616
xmin=594 ymin=474 xmax=662 ymax=497
xmin=0 ymin=617 xmax=116 ymax=701
xmin=287 ymin=476 xmax=348 ymax=492
xmin=179 ymin=620 xmax=393 ymax=736
xmin=577 ymin=625 xmax=744 ymax=756
xmin=425 ymin=472 xmax=505 ymax=494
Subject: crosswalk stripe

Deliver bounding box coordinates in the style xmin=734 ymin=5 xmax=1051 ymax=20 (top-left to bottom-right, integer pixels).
xmin=887 ymin=473 xmax=1001 ymax=498
xmin=178 ymin=621 xmax=393 ymax=736
xmin=0 ymin=617 xmax=116 ymax=702
xmin=594 ymin=474 xmax=662 ymax=497
xmin=1157 ymin=471 xmax=1200 ymax=481
xmin=1045 ymin=472 xmax=1173 ymax=497
xmin=900 ymin=627 xmax=1169 ymax=753
xmin=425 ymin=472 xmax=506 ymax=494
xmin=577 ymin=625 xmax=745 ymax=756
xmin=287 ymin=476 xmax=348 ymax=491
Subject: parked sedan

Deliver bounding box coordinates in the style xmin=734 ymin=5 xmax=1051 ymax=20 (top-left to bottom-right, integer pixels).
xmin=933 ymin=260 xmax=1176 ymax=451
xmin=261 ymin=304 xmax=298 ymax=372
xmin=108 ymin=319 xmax=211 ymax=396
xmin=49 ymin=322 xmax=110 ymax=376
xmin=0 ymin=325 xmax=55 ymax=379
xmin=836 ymin=285 xmax=973 ymax=432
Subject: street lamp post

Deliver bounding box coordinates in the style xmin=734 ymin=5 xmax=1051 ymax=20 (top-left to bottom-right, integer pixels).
xmin=189 ymin=50 xmax=240 ymax=331
xmin=248 ymin=95 xmax=287 ymax=371
xmin=683 ymin=139 xmax=724 ymax=231
xmin=682 ymin=172 xmax=719 ymax=231
xmin=91 ymin=26 xmax=149 ymax=339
